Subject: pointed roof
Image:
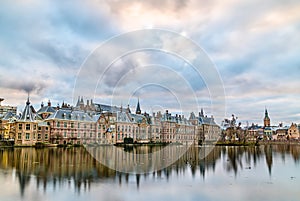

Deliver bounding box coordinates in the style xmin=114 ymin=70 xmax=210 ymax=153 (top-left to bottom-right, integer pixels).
xmin=136 ymin=98 xmax=141 ymax=114
xmin=19 ymin=96 xmax=35 ymax=122
xmin=264 ymin=108 xmax=270 ymax=120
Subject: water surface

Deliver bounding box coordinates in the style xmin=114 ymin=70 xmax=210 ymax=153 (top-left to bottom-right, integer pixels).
xmin=0 ymin=145 xmax=299 ymax=201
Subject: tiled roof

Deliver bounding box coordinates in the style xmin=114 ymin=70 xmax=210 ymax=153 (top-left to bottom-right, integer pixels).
xmin=199 ymin=116 xmax=217 ymax=125
xmin=46 ymin=109 xmax=94 ymax=122
xmin=19 ymin=98 xmax=35 ymax=122
xmin=37 ymin=106 xmax=56 ymax=114
xmin=1 ymin=112 xmax=15 ymax=120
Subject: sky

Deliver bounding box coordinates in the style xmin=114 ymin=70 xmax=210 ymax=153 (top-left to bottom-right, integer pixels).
xmin=0 ymin=0 xmax=300 ymax=126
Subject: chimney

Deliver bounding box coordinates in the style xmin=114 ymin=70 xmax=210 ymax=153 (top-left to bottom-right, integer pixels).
xmin=48 ymin=100 xmax=51 ymax=107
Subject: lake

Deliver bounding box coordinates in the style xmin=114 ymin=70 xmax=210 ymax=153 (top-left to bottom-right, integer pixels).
xmin=0 ymin=144 xmax=299 ymax=201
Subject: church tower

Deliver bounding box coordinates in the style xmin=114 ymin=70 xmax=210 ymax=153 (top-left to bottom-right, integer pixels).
xmin=264 ymin=108 xmax=270 ymax=127
xmin=135 ymin=98 xmax=141 ymax=114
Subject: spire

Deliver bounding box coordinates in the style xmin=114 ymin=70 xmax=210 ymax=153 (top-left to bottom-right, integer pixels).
xmin=265 ymin=108 xmax=269 ymax=118
xmin=127 ymin=104 xmax=131 ymax=113
xmin=136 ymin=98 xmax=141 ymax=114
xmin=20 ymin=96 xmax=35 ymax=122
xmin=26 ymin=94 xmax=30 ymax=105
xmin=76 ymin=96 xmax=80 ymax=107
xmin=264 ymin=107 xmax=270 ymax=127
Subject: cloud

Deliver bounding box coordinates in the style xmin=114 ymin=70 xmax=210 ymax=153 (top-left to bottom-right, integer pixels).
xmin=0 ymin=77 xmax=46 ymax=94
xmin=0 ymin=0 xmax=300 ymax=125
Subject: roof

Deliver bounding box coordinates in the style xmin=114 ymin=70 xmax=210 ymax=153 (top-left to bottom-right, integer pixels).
xmin=46 ymin=109 xmax=94 ymax=122
xmin=199 ymin=116 xmax=217 ymax=125
xmin=117 ymin=112 xmax=132 ymax=123
xmin=129 ymin=113 xmax=147 ymax=124
xmin=37 ymin=106 xmax=56 ymax=114
xmin=19 ymin=98 xmax=35 ymax=122
xmin=1 ymin=112 xmax=15 ymax=120
xmin=95 ymin=103 xmax=121 ymax=113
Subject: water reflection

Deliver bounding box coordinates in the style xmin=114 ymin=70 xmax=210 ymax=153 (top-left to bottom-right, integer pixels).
xmin=1 ymin=144 xmax=300 ymax=198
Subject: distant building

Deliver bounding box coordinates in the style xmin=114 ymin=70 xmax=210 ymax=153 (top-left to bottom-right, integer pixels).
xmin=189 ymin=109 xmax=221 ymax=143
xmin=274 ymin=124 xmax=288 ymax=140
xmin=0 ymin=98 xmax=17 ymax=116
xmin=263 ymin=108 xmax=272 ymax=140
xmin=14 ymin=97 xmax=50 ymax=145
xmin=264 ymin=108 xmax=271 ymax=127
xmin=288 ymin=123 xmax=300 ymax=140
xmin=45 ymin=109 xmax=96 ymax=145
xmin=36 ymin=100 xmax=56 ymax=119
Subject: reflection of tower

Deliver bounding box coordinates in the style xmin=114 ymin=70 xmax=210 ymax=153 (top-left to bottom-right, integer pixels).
xmin=264 ymin=145 xmax=273 ymax=176
xmin=264 ymin=108 xmax=270 ymax=127
xmin=136 ymin=98 xmax=141 ymax=114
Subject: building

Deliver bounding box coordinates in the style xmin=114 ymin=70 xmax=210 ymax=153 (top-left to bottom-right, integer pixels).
xmin=14 ymin=97 xmax=50 ymax=145
xmin=264 ymin=108 xmax=271 ymax=127
xmin=263 ymin=108 xmax=272 ymax=140
xmin=0 ymin=112 xmax=17 ymax=140
xmin=0 ymin=98 xmax=17 ymax=116
xmin=45 ymin=109 xmax=96 ymax=145
xmin=274 ymin=124 xmax=288 ymax=140
xmin=190 ymin=109 xmax=221 ymax=143
xmin=288 ymin=123 xmax=300 ymax=140
xmin=36 ymin=100 xmax=56 ymax=119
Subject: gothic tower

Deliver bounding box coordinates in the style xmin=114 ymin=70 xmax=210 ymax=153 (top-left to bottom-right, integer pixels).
xmin=264 ymin=108 xmax=270 ymax=127
xmin=136 ymin=98 xmax=141 ymax=114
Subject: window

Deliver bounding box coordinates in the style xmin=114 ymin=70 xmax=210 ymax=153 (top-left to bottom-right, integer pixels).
xmin=71 ymin=122 xmax=74 ymax=128
xmin=78 ymin=123 xmax=80 ymax=128
xmin=90 ymin=124 xmax=93 ymax=129
xmin=38 ymin=127 xmax=41 ymax=131
xmin=46 ymin=127 xmax=48 ymax=131
xmin=33 ymin=133 xmax=36 ymax=139
xmin=84 ymin=124 xmax=87 ymax=129
xmin=64 ymin=122 xmax=67 ymax=128
xmin=25 ymin=133 xmax=30 ymax=140
xmin=26 ymin=124 xmax=30 ymax=130
xmin=64 ymin=132 xmax=67 ymax=137
xmin=33 ymin=125 xmax=36 ymax=130
xmin=18 ymin=133 xmax=21 ymax=139
xmin=45 ymin=134 xmax=48 ymax=140
xmin=57 ymin=121 xmax=60 ymax=127
xmin=90 ymin=133 xmax=93 ymax=138
xmin=78 ymin=132 xmax=81 ymax=138
xmin=18 ymin=124 xmax=22 ymax=130
xmin=38 ymin=133 xmax=41 ymax=140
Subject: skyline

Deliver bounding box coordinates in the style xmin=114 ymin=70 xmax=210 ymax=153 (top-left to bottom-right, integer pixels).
xmin=0 ymin=0 xmax=300 ymax=125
